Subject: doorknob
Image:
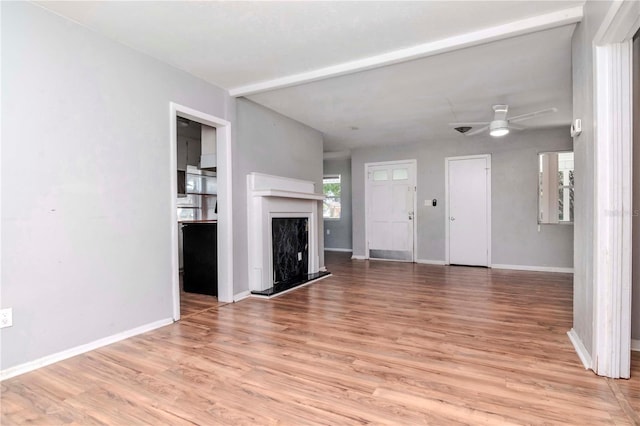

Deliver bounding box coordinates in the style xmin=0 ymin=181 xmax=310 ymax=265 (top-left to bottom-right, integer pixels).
xmin=450 ymin=217 xmax=456 ymax=221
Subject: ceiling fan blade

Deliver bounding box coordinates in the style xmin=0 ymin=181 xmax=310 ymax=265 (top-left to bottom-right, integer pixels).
xmin=464 ymin=125 xmax=489 ymax=136
xmin=509 ymin=124 xmax=526 ymax=130
xmin=509 ymin=107 xmax=558 ymax=123
xmin=448 ymin=121 xmax=490 ymax=127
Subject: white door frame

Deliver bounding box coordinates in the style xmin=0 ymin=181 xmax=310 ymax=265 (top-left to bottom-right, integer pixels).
xmin=169 ymin=102 xmax=234 ymax=321
xmin=445 ymin=154 xmax=492 ymax=266
xmin=591 ymin=0 xmax=639 ymax=379
xmin=364 ymin=159 xmax=417 ymax=262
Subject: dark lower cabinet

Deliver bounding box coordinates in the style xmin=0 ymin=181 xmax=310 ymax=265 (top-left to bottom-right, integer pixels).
xmin=182 ymin=223 xmax=217 ymax=296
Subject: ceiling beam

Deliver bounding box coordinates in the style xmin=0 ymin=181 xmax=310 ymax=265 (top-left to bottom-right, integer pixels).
xmin=229 ymin=6 xmax=583 ymax=98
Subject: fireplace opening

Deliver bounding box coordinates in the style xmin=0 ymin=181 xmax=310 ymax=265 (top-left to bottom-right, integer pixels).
xmin=272 ymin=217 xmax=309 ymax=285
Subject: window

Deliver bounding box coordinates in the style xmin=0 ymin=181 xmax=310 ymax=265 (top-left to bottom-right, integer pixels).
xmin=392 ymin=168 xmax=408 ymax=180
xmin=373 ymin=170 xmax=388 ymax=181
xmin=557 ymin=152 xmax=574 ymax=223
xmin=323 ymin=175 xmax=341 ymax=219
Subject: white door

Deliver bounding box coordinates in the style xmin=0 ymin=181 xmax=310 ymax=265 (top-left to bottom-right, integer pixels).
xmin=366 ymin=161 xmax=416 ymax=261
xmin=447 ymin=155 xmax=490 ymax=266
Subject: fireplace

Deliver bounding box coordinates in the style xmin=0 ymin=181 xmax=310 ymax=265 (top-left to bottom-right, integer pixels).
xmin=247 ymin=173 xmax=329 ymax=296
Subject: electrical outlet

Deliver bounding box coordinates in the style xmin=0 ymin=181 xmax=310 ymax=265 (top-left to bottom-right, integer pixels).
xmin=326 ymin=229 xmax=330 ymax=235
xmin=0 ymin=308 xmax=13 ymax=329
xmin=298 ymin=252 xmax=302 ymax=261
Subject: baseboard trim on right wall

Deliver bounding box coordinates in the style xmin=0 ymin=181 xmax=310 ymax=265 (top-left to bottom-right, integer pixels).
xmin=631 ymin=339 xmax=640 ymax=352
xmin=567 ymin=328 xmax=592 ymax=369
xmin=491 ymin=264 xmax=574 ymax=273
xmin=233 ymin=290 xmax=251 ymax=302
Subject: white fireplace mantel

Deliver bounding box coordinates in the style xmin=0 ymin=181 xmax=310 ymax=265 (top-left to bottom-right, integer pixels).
xmin=247 ymin=173 xmax=324 ymax=292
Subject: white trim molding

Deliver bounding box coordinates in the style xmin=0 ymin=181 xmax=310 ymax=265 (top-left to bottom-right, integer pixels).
xmin=491 ymin=264 xmax=574 ymax=274
xmin=170 ymin=103 xmax=234 ymax=320
xmin=351 ymin=255 xmax=367 ymax=260
xmin=416 ymin=259 xmax=447 ymax=265
xmin=233 ymin=290 xmax=251 ymax=302
xmin=229 ymin=7 xmax=583 ymax=97
xmin=568 ymin=328 xmax=593 ymax=369
xmin=324 ymin=247 xmax=353 ymax=253
xmin=0 ymin=318 xmax=173 ymax=381
xmin=590 ymin=0 xmax=639 ymax=379
xmin=631 ymin=339 xmax=640 ymax=352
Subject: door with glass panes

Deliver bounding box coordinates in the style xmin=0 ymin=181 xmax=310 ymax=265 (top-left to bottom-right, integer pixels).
xmin=365 ymin=160 xmax=416 ymax=261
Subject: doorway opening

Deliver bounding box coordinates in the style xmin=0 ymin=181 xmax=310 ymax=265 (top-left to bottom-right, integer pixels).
xmin=170 ymin=103 xmax=233 ymax=322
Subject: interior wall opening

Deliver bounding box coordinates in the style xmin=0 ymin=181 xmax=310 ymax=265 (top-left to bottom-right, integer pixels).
xmin=170 ymin=102 xmax=234 ymax=321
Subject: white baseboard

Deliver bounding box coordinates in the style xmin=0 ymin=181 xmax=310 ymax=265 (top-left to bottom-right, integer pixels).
xmin=0 ymin=317 xmax=174 ymax=381
xmin=416 ymin=259 xmax=446 ymax=265
xmin=567 ymin=328 xmax=592 ymax=369
xmin=324 ymin=248 xmax=353 ymax=253
xmin=233 ymin=290 xmax=251 ymax=302
xmin=368 ymin=258 xmax=412 ymax=263
xmin=631 ymin=339 xmax=640 ymax=351
xmin=351 ymin=255 xmax=366 ymax=260
xmin=491 ymin=264 xmax=574 ymax=273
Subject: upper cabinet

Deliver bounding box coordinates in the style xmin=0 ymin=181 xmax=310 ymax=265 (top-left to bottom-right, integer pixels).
xmin=177 ymin=136 xmax=202 ymax=171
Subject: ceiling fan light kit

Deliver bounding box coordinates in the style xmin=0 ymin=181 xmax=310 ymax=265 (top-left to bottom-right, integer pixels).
xmin=489 ymin=120 xmax=509 ymax=137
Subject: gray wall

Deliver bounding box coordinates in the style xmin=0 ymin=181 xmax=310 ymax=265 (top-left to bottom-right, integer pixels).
xmin=1 ymin=3 xmax=231 ymax=370
xmin=233 ymin=99 xmax=324 ymax=294
xmin=323 ymin=158 xmax=352 ymax=251
xmin=570 ymin=0 xmax=612 ymax=355
xmin=632 ymin=33 xmax=640 ymax=340
xmin=351 ymin=127 xmax=573 ymax=267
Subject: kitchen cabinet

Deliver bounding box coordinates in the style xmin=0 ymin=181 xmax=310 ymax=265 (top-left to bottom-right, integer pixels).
xmin=182 ymin=222 xmax=217 ymax=296
xmin=177 ymin=136 xmax=201 ymax=171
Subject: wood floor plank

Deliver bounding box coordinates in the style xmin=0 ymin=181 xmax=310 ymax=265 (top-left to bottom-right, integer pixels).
xmin=2 ymin=252 xmax=639 ymax=425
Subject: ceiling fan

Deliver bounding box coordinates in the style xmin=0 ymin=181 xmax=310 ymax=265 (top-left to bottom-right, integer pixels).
xmin=449 ymin=104 xmax=558 ymax=137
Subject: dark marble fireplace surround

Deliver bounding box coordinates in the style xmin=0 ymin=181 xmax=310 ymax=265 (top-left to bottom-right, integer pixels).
xmin=251 ymin=217 xmax=329 ymax=297
xmin=273 ymin=218 xmax=308 ymax=283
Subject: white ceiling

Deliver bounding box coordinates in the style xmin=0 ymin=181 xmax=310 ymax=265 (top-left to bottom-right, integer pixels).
xmin=37 ymin=1 xmax=582 ymax=152
xmin=249 ymin=25 xmax=575 ymax=151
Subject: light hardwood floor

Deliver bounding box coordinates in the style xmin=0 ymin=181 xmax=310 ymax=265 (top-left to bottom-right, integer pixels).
xmin=3 ymin=252 xmax=640 ymax=425
xmin=179 ymin=273 xmax=225 ymax=318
